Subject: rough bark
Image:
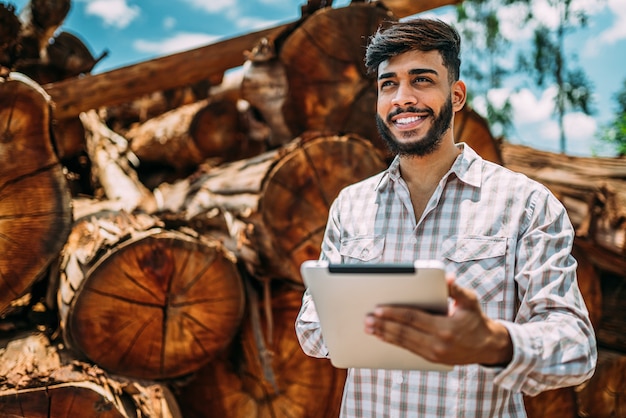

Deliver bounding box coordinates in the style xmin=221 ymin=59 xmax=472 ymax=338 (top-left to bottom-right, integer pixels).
xmin=595 ymin=271 xmax=626 ymax=353
xmin=0 ymin=73 xmax=72 ymax=315
xmin=0 ymin=332 xmax=182 ymax=418
xmin=279 ymin=3 xmax=392 ymax=151
xmin=158 ymin=132 xmax=387 ymax=283
xmin=15 ymin=0 xmax=71 ymax=63
xmin=0 ymin=3 xmax=21 ymax=70
xmin=379 ymin=0 xmax=463 ymax=18
xmin=43 ymin=24 xmax=293 ymax=120
xmin=126 ymin=88 xmax=265 ymax=174
xmin=80 ymin=109 xmax=157 ymax=213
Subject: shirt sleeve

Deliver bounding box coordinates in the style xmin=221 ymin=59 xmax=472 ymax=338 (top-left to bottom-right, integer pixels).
xmin=492 ymin=188 xmax=597 ymax=395
xmin=294 ymin=196 xmax=344 ymax=359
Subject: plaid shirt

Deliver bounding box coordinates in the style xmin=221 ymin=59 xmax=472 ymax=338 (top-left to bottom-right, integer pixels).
xmin=295 ymin=144 xmax=596 ymax=417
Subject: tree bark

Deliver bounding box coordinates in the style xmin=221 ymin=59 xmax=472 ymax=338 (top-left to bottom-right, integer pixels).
xmin=80 ymin=109 xmax=157 ymax=213
xmin=0 ymin=332 xmax=182 ymax=418
xmin=56 ymin=208 xmax=245 ymax=380
xmin=0 ymin=3 xmax=21 ymax=70
xmin=43 ymin=24 xmax=293 ymax=120
xmin=379 ymin=0 xmax=463 ymax=18
xmin=160 ymin=132 xmax=387 ymax=283
xmin=15 ymin=0 xmax=71 ymax=63
xmin=0 ymin=73 xmax=72 ymax=316
xmin=595 ymin=271 xmax=626 ymax=353
xmin=279 ymin=3 xmax=391 ymax=152
xmin=126 ymin=88 xmax=265 ymax=174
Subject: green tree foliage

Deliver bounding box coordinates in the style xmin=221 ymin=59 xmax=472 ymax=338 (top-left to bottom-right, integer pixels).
xmin=456 ymin=0 xmax=596 ymax=154
xmin=518 ymin=0 xmax=595 ymax=154
xmin=599 ymin=78 xmax=626 ymax=156
xmin=455 ymin=0 xmax=514 ymax=138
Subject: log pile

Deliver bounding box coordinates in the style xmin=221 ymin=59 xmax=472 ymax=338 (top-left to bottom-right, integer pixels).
xmin=0 ymin=0 xmax=624 ymax=417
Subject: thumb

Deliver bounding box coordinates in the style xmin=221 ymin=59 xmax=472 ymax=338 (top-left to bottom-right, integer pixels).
xmin=447 ymin=275 xmax=479 ymax=311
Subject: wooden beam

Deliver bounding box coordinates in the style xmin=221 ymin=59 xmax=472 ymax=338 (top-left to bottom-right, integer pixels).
xmin=43 ymin=24 xmax=291 ymax=120
xmin=380 ymin=0 xmax=463 ymax=18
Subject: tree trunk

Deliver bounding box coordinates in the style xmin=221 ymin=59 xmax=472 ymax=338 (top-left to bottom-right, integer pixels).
xmin=43 ymin=24 xmax=293 ymax=120
xmin=56 ymin=208 xmax=245 ymax=380
xmin=80 ymin=109 xmax=157 ymax=213
xmin=0 ymin=333 xmax=182 ymax=418
xmin=0 ymin=73 xmax=72 ymax=316
xmin=575 ymin=348 xmax=626 ymax=418
xmin=161 ymin=132 xmax=387 ymax=283
xmin=0 ymin=4 xmax=21 ymax=70
xmin=454 ymin=104 xmax=503 ymax=165
xmin=126 ymin=88 xmax=265 ymax=175
xmin=279 ymin=3 xmax=391 ymax=152
xmin=595 ymin=271 xmax=626 ymax=353
xmin=15 ymin=0 xmax=71 ymax=63
xmin=379 ymin=0 xmax=463 ymax=18
xmin=173 ymin=281 xmax=346 ymax=418
xmin=524 ymin=387 xmax=578 ymax=418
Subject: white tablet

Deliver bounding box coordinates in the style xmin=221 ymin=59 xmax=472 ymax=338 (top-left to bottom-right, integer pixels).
xmin=300 ymin=259 xmax=452 ymax=372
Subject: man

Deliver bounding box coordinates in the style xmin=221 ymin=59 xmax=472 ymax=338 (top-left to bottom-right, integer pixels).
xmin=295 ymin=18 xmax=596 ymax=417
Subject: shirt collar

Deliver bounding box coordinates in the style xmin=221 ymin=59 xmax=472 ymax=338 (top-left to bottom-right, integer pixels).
xmin=375 ymin=142 xmax=483 ymax=191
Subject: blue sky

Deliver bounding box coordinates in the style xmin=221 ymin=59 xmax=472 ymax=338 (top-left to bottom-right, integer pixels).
xmin=8 ymin=0 xmax=626 ymax=157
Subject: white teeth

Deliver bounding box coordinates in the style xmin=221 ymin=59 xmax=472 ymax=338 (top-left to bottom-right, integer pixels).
xmin=395 ymin=116 xmax=423 ymax=125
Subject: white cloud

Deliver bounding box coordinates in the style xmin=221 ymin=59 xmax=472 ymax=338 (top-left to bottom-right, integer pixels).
xmin=182 ymin=0 xmax=237 ymax=14
xmin=82 ymin=0 xmax=140 ymax=29
xmin=233 ymin=16 xmax=283 ymax=31
xmin=133 ymin=32 xmax=220 ymax=55
xmin=564 ymin=112 xmax=597 ymax=140
xmin=598 ymin=0 xmax=626 ymax=44
xmin=506 ymin=87 xmax=599 ymax=155
xmin=510 ymin=87 xmax=556 ymax=124
xmin=497 ymin=3 xmax=535 ymax=42
xmin=537 ymin=112 xmax=597 ymax=155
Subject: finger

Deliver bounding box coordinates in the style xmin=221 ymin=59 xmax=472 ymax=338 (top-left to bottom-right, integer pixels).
xmin=365 ymin=312 xmax=430 ymax=347
xmin=372 ymin=305 xmax=440 ymax=331
xmin=364 ymin=313 xmax=449 ymax=363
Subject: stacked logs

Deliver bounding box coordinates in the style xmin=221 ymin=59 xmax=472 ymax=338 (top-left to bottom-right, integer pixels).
xmin=1 ymin=0 xmax=624 ymax=417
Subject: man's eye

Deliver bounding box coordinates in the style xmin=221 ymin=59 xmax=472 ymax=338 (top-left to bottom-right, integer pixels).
xmin=379 ymin=80 xmax=395 ymax=89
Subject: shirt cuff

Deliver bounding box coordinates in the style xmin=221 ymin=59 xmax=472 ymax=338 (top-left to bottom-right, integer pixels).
xmin=488 ymin=320 xmax=541 ymax=393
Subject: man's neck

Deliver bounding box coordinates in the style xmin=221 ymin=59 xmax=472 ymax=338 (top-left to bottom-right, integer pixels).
xmin=398 ymin=140 xmax=461 ymax=194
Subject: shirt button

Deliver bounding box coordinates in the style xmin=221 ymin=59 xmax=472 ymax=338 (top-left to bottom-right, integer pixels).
xmin=393 ymin=373 xmax=403 ymax=384
xmin=361 ymin=249 xmax=369 ymax=257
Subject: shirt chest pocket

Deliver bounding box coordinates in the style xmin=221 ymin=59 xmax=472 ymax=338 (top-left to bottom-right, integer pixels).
xmin=441 ymin=236 xmax=507 ymax=319
xmin=339 ymin=236 xmax=385 ymax=263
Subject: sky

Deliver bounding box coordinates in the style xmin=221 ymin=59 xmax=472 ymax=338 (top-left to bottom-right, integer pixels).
xmin=6 ymin=0 xmax=626 ymax=157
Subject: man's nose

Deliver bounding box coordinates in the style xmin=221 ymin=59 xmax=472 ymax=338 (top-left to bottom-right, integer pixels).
xmin=391 ymin=83 xmax=417 ymax=107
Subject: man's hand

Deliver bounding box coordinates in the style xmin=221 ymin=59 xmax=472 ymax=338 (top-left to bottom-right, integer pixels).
xmin=364 ymin=275 xmax=513 ymax=366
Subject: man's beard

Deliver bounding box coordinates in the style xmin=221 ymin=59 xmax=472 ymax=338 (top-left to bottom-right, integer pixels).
xmin=376 ymin=97 xmax=453 ymax=157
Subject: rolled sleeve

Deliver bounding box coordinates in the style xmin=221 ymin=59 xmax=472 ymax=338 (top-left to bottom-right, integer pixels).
xmin=295 ymin=289 xmax=330 ymax=359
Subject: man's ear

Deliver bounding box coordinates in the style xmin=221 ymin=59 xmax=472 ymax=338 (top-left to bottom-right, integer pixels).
xmin=452 ymin=80 xmax=467 ymax=111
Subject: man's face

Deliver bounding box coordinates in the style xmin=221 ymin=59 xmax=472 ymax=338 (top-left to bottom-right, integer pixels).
xmin=375 ymin=49 xmax=458 ymax=157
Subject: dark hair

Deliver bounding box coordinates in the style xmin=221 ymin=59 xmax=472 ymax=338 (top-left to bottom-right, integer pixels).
xmin=364 ymin=18 xmax=461 ymax=82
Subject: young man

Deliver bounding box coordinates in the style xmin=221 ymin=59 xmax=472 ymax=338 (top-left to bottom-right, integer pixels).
xmin=295 ymin=18 xmax=596 ymax=417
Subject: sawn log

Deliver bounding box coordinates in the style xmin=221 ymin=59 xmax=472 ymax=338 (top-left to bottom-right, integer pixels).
xmin=0 ymin=73 xmax=72 ymax=316
xmin=56 ymin=209 xmax=245 ymax=380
